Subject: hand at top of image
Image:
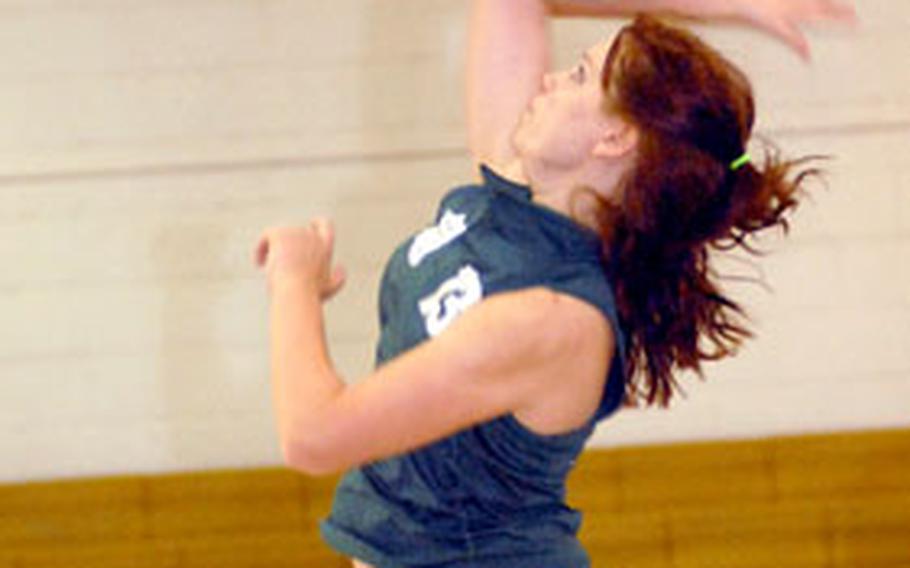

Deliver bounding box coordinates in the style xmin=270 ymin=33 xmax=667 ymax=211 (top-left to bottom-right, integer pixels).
xmin=731 ymin=0 xmax=858 ymax=59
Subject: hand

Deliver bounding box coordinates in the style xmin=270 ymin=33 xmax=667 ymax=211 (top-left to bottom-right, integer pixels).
xmin=254 ymin=218 xmax=347 ymax=301
xmin=733 ymin=0 xmax=858 ymax=59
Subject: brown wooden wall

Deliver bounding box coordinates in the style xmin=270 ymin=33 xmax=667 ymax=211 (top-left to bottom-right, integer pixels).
xmin=2 ymin=428 xmax=908 ymax=567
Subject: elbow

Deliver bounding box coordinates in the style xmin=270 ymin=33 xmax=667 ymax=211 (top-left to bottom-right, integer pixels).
xmin=282 ymin=436 xmax=343 ymax=477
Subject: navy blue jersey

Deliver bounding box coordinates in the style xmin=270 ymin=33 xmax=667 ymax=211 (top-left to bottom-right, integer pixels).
xmin=320 ymin=165 xmax=628 ymax=567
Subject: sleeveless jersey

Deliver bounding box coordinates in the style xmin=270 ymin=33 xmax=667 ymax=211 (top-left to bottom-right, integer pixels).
xmin=319 ymin=165 xmax=628 ymax=567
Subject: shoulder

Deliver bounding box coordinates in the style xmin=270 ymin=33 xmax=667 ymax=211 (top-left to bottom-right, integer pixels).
xmin=543 ymin=263 xmax=626 ymax=359
xmin=502 ymin=287 xmax=609 ymax=335
xmin=441 ymin=183 xmax=485 ymax=209
xmin=525 ymin=287 xmax=614 ymax=355
xmin=447 ymin=287 xmax=614 ymax=377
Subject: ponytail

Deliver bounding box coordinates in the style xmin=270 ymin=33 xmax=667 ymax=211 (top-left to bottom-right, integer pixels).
xmin=600 ymin=139 xmax=824 ymax=407
xmin=721 ymin=145 xmax=825 ymax=253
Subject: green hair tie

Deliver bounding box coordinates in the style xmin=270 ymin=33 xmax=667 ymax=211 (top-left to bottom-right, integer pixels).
xmin=730 ymin=152 xmax=751 ymax=171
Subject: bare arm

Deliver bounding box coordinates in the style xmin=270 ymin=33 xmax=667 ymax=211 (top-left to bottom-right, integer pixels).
xmin=465 ymin=0 xmax=551 ymax=172
xmin=277 ymin=287 xmax=611 ymax=476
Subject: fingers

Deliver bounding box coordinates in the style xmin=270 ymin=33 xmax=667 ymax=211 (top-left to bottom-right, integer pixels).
xmin=254 ymin=219 xmax=332 ymax=270
xmin=311 ymin=217 xmax=334 ymax=250
xmin=324 ymin=264 xmax=348 ymax=301
xmin=776 ymin=20 xmax=811 ymax=60
xmin=254 ymin=220 xmax=343 ymax=300
xmin=314 ymin=218 xmax=346 ymax=300
xmin=744 ymin=0 xmax=858 ymax=60
xmin=780 ymin=0 xmax=858 ymax=60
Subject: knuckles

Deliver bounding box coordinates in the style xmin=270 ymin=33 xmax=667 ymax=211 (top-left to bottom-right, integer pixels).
xmin=257 ymin=221 xmax=335 ymax=275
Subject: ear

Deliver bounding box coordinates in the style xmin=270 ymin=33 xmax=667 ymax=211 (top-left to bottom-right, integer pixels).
xmin=592 ymin=121 xmax=638 ymax=159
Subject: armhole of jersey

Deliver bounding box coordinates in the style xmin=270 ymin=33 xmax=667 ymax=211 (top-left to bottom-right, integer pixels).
xmin=541 ymin=280 xmax=628 ymax=419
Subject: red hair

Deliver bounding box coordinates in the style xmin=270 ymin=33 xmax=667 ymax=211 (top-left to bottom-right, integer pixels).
xmin=597 ymin=16 xmax=825 ymax=407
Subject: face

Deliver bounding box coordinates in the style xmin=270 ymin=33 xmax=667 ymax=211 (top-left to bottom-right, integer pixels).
xmin=512 ymin=41 xmax=619 ymax=170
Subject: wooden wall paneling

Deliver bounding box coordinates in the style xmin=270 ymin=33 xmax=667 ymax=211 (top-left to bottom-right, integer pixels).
xmin=8 ymin=533 xmax=347 ymax=568
xmin=568 ymin=453 xmax=673 ymax=567
xmin=140 ymin=467 xmax=348 ymax=567
xmin=614 ymin=440 xmax=776 ymax=511
xmin=570 ymin=430 xmax=910 ymax=567
xmin=566 ymin=448 xmax=624 ymax=512
xmin=0 ymin=469 xmax=348 ymax=568
xmin=568 ymin=440 xmax=778 ymax=515
xmin=830 ymin=493 xmax=910 ymax=568
xmin=10 ymin=540 xmax=182 ymax=568
xmin=0 ymin=476 xmax=145 ymax=547
xmin=773 ymin=429 xmax=910 ymax=500
xmin=144 ymin=469 xmax=304 ymax=538
xmin=576 ymin=509 xmax=672 ymax=568
xmin=667 ymin=502 xmax=831 ymax=568
xmin=0 ymin=429 xmax=908 ymax=567
xmin=165 ymin=531 xmax=346 ymax=568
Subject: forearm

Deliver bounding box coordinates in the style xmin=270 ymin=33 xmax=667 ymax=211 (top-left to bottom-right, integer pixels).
xmin=269 ymin=277 xmax=344 ymax=459
xmin=466 ymin=0 xmax=550 ymax=164
xmin=545 ymin=0 xmax=738 ymax=20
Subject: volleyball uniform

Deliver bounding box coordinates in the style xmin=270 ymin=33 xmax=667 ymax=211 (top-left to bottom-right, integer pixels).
xmin=319 ymin=165 xmax=628 ymax=567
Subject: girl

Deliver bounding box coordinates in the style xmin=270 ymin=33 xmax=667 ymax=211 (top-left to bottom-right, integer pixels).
xmin=255 ymin=1 xmax=855 ymax=566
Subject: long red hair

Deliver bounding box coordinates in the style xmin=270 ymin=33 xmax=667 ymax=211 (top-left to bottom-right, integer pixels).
xmin=597 ymin=16 xmax=824 ymax=407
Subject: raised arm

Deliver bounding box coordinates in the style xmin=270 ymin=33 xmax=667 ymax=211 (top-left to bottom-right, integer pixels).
xmin=465 ymin=0 xmax=551 ymax=172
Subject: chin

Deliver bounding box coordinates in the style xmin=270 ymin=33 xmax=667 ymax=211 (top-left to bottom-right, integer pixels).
xmin=510 ymin=125 xmax=526 ymax=152
xmin=512 ymin=131 xmax=545 ymax=162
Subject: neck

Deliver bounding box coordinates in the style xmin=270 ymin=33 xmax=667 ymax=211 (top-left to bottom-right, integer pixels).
xmin=502 ymin=157 xmax=604 ymax=233
xmin=531 ymin=184 xmax=600 ymax=231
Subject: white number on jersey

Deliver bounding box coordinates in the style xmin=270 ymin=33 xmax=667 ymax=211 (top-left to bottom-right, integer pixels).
xmin=418 ymin=265 xmax=483 ymax=337
xmin=408 ymin=209 xmax=468 ymax=267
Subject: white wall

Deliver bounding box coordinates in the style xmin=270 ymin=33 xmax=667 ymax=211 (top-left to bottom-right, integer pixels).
xmin=0 ymin=0 xmax=907 ymax=483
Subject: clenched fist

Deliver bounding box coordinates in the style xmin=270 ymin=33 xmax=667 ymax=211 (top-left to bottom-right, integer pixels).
xmin=254 ymin=217 xmax=347 ymax=301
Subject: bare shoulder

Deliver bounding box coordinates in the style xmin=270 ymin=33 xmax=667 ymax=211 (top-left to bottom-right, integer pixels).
xmin=500 ymin=288 xmax=616 ymax=433
xmin=520 ymin=287 xmax=614 ymax=374
xmin=450 ymin=286 xmax=613 ymax=370
xmin=510 ymin=287 xmax=610 ymax=336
